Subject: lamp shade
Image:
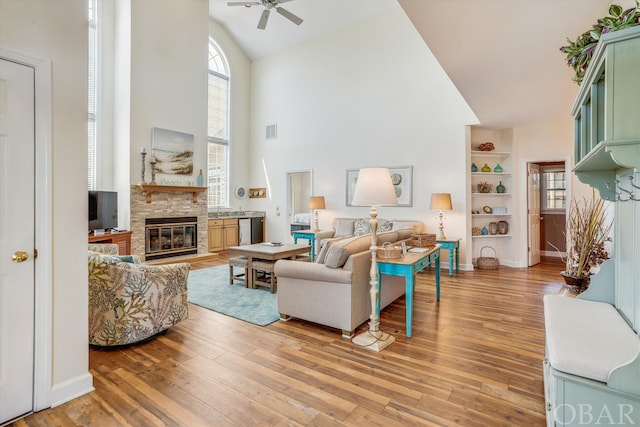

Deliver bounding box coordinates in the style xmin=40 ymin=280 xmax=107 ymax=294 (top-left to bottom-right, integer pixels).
xmin=352 ymin=168 xmax=398 ymax=206
xmin=430 ymin=193 xmax=453 ymax=210
xmin=309 ymin=196 xmax=326 ymax=210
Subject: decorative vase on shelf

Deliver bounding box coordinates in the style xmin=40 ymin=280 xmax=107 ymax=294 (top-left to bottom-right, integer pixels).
xmin=481 ymin=164 xmax=491 ymax=172
xmin=496 ymin=181 xmax=506 ymax=193
xmin=197 ymin=169 xmax=204 ymax=187
xmin=481 ymin=226 xmax=488 ymax=235
xmin=494 ymin=163 xmax=503 ymax=173
xmin=471 ymin=163 xmax=478 ymax=172
xmin=488 ymin=222 xmax=498 ymax=235
xmin=498 ymin=220 xmax=508 ymax=234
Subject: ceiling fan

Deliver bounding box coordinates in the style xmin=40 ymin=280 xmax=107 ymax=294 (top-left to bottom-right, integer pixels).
xmin=227 ymin=0 xmax=304 ymax=30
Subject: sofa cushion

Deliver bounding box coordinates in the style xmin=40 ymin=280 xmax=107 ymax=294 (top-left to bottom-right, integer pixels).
xmin=324 ymin=234 xmax=372 ymax=268
xmin=544 ymin=294 xmax=640 ymax=383
xmin=334 ymin=219 xmax=355 ymax=237
xmin=376 ymin=231 xmax=399 ymax=245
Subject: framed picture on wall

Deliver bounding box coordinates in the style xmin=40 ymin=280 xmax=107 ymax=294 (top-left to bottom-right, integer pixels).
xmin=151 ymin=127 xmax=194 ymax=175
xmin=346 ymin=166 xmax=413 ymax=207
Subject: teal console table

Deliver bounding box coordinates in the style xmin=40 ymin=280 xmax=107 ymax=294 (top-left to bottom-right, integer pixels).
xmin=436 ymin=238 xmax=460 ymax=277
xmin=292 ymin=229 xmax=320 ymax=261
xmin=376 ymin=245 xmax=440 ymax=338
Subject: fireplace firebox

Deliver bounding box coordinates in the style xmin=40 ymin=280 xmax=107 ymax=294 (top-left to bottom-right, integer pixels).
xmin=145 ymin=216 xmax=197 ymax=260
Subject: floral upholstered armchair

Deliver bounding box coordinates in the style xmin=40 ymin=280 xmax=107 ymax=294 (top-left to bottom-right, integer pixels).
xmin=88 ymin=244 xmax=190 ymax=346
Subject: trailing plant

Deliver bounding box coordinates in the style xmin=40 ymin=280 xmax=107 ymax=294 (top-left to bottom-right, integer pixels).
xmin=560 ymin=1 xmax=640 ymax=84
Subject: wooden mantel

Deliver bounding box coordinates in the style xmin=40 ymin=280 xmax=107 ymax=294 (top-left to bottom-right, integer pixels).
xmin=136 ymin=184 xmax=207 ymax=203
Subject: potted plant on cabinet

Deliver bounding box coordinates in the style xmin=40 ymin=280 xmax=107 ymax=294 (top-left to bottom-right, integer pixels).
xmin=560 ymin=195 xmax=612 ymax=294
xmin=560 ymin=1 xmax=640 ymax=84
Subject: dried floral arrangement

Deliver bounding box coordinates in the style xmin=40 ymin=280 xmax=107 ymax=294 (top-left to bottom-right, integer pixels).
xmin=563 ymin=195 xmax=613 ymax=279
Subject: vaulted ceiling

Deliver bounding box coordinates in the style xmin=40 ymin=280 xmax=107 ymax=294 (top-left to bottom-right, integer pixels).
xmin=209 ymin=0 xmax=633 ymax=130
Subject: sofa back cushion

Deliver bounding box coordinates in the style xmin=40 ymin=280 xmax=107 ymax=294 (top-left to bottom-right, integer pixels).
xmin=324 ymin=234 xmax=373 ymax=268
xmin=334 ymin=218 xmax=356 ymax=237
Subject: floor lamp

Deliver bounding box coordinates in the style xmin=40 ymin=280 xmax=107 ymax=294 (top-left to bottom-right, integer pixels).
xmin=351 ymin=168 xmax=398 ymax=352
xmin=430 ymin=193 xmax=452 ymax=240
xmin=309 ymin=196 xmax=326 ymax=232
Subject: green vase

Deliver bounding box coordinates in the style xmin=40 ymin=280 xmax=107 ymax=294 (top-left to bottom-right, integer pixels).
xmin=496 ymin=181 xmax=505 ymax=193
xmin=471 ymin=163 xmax=478 ymax=172
xmin=481 ymin=164 xmax=491 ymax=172
xmin=494 ymin=163 xmax=503 ymax=173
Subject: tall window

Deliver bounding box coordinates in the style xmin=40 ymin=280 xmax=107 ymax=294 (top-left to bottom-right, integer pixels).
xmin=208 ymin=39 xmax=230 ymax=208
xmin=88 ymin=0 xmax=97 ymax=189
xmin=542 ymin=168 xmax=566 ymax=210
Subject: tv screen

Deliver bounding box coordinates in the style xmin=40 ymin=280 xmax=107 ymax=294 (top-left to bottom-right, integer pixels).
xmin=88 ymin=191 xmax=118 ymax=232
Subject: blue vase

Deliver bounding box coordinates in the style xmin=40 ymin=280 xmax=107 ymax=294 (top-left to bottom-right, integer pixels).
xmin=197 ymin=169 xmax=204 ymax=187
xmin=481 ymin=226 xmax=488 ymax=235
xmin=494 ymin=163 xmax=503 ymax=173
xmin=471 ymin=163 xmax=478 ymax=172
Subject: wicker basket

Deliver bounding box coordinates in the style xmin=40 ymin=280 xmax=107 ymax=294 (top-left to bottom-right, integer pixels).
xmin=411 ymin=233 xmax=436 ymax=248
xmin=476 ymin=246 xmax=499 ymax=270
xmin=378 ymin=242 xmax=403 ymax=259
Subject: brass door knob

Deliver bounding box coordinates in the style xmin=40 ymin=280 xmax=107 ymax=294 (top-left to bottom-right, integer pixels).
xmin=12 ymin=251 xmax=29 ymax=263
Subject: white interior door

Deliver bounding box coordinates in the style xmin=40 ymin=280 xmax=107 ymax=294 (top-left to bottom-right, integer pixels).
xmin=0 ymin=58 xmax=36 ymax=424
xmin=528 ymin=163 xmax=541 ymax=266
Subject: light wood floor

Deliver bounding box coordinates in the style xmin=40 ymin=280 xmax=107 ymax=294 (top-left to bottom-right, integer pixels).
xmin=14 ymin=254 xmax=565 ymax=427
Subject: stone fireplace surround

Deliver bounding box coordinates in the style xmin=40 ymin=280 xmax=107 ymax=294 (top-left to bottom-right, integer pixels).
xmin=130 ymin=186 xmax=207 ymax=260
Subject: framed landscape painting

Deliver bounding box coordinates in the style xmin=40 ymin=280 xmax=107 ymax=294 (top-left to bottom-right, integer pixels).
xmin=151 ymin=127 xmax=194 ymax=175
xmin=346 ymin=166 xmax=413 ymax=207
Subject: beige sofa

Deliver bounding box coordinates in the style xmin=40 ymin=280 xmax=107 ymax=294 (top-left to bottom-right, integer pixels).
xmin=275 ymin=219 xmax=424 ymax=337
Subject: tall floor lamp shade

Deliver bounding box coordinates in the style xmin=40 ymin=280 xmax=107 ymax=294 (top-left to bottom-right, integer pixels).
xmin=309 ymin=196 xmax=326 ymax=232
xmin=430 ymin=193 xmax=452 ymax=240
xmin=350 ymin=168 xmax=398 ymax=352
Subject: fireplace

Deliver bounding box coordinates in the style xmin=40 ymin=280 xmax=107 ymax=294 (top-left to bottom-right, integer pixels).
xmin=145 ymin=216 xmax=197 ymax=260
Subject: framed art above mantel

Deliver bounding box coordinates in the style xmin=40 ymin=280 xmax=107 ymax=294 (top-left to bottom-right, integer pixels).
xmin=346 ymin=166 xmax=413 ymax=207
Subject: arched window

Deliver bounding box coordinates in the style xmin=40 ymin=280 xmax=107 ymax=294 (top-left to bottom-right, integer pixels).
xmin=208 ymin=38 xmax=230 ymax=208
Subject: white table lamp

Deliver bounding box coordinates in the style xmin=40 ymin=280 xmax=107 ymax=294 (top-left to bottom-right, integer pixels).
xmin=309 ymin=196 xmax=326 ymax=232
xmin=430 ymin=193 xmax=452 ymax=240
xmin=350 ymin=168 xmax=398 ymax=352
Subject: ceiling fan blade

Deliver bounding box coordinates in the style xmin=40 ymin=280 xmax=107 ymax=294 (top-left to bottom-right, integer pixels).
xmin=257 ymin=9 xmax=270 ymax=30
xmin=227 ymin=1 xmax=261 ymax=6
xmin=276 ymin=6 xmax=303 ymax=25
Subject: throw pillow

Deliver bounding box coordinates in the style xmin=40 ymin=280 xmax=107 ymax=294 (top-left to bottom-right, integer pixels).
xmin=355 ymin=218 xmax=392 ymax=235
xmin=113 ymin=255 xmax=136 ymax=263
xmin=354 ymin=219 xmax=369 ymax=236
xmin=324 ymin=235 xmax=372 ymax=269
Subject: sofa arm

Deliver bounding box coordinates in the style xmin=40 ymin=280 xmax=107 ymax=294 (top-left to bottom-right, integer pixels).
xmin=275 ymin=259 xmax=352 ymax=284
xmin=315 ymin=230 xmax=336 ymax=241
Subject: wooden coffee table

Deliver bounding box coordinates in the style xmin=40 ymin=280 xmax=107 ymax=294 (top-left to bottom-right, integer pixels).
xmin=228 ymin=243 xmax=312 ymax=289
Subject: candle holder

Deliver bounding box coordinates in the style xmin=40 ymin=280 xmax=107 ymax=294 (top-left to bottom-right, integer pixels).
xmin=150 ymin=160 xmax=157 ymax=185
xmin=139 ymin=151 xmax=147 ymax=185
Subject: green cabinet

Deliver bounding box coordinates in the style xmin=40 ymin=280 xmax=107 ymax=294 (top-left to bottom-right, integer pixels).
xmin=571 ymin=26 xmax=640 ymax=198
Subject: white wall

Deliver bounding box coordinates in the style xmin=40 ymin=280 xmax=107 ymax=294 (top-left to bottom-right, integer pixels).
xmin=0 ymin=0 xmax=92 ymax=406
xmin=249 ymin=10 xmax=479 ymax=253
xmin=126 ymin=0 xmax=209 ymax=208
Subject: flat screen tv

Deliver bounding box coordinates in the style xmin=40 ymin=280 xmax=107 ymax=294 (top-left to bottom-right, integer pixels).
xmin=88 ymin=191 xmax=118 ymax=233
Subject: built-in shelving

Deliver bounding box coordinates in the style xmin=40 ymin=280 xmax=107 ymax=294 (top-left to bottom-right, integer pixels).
xmin=469 ymin=135 xmax=514 ymax=265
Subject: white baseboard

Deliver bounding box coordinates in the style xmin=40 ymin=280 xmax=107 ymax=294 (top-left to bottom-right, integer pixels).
xmin=49 ymin=372 xmax=94 ymax=408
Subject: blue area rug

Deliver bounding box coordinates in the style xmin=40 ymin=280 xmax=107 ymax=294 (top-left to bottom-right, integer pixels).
xmin=187 ymin=265 xmax=279 ymax=326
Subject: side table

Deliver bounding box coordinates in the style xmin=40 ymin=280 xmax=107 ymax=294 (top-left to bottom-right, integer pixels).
xmin=376 ymin=245 xmax=441 ymax=338
xmin=292 ymin=229 xmax=321 ymax=261
xmin=436 ymin=238 xmax=460 ymax=277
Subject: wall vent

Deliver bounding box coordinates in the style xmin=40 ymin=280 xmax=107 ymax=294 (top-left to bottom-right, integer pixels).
xmin=266 ymin=123 xmax=277 ymax=140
